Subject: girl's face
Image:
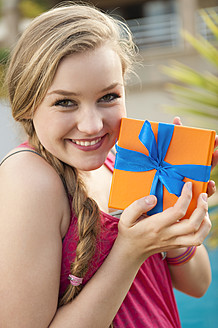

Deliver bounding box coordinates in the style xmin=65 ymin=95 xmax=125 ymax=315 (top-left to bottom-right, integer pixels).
xmin=33 ymin=45 xmax=126 ymax=171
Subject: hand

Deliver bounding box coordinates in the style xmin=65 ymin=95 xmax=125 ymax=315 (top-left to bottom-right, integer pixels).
xmin=117 ymin=182 xmax=211 ymax=266
xmin=173 ymin=116 xmax=218 ymax=197
xmin=209 ymin=134 xmax=218 ymax=196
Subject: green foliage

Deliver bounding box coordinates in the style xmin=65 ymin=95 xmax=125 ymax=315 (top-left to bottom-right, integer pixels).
xmin=162 ymin=9 xmax=218 ymax=125
xmin=0 ymin=48 xmax=9 ymax=64
xmin=0 ymin=65 xmax=7 ymax=98
xmin=0 ymin=48 xmax=9 ymax=97
xmin=199 ymin=8 xmax=218 ymax=40
xmin=162 ymin=9 xmax=218 ymax=248
xmin=19 ymin=0 xmax=47 ymax=18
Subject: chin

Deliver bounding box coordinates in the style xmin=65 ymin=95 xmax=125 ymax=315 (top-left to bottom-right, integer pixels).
xmin=71 ymin=156 xmax=107 ymax=172
xmin=81 ymin=160 xmax=105 ymax=171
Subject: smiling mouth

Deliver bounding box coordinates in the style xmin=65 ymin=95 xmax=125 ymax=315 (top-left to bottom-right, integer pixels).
xmin=71 ymin=137 xmax=102 ymax=147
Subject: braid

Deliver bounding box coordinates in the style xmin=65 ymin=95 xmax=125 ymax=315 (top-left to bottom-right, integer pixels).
xmin=27 ymin=128 xmax=101 ymax=307
xmin=58 ymin=161 xmax=113 ymax=328
xmin=28 ymin=132 xmax=111 ymax=325
xmin=7 ymin=4 xmax=138 ymax=325
xmin=59 ymin=196 xmax=100 ymax=305
xmin=59 ymin=179 xmax=100 ymax=305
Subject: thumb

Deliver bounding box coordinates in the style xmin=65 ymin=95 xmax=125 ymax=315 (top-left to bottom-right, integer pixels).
xmin=121 ymin=195 xmax=157 ymax=226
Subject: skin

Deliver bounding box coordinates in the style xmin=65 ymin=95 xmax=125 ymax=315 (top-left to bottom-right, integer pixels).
xmin=33 ymin=46 xmax=126 ymax=172
xmin=0 ymin=45 xmax=216 ymax=328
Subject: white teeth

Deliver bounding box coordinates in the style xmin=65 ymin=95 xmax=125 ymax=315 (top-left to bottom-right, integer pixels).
xmin=73 ymin=137 xmax=101 ymax=146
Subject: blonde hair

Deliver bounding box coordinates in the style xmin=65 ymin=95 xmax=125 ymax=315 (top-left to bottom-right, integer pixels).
xmin=6 ymin=1 xmax=137 ymax=316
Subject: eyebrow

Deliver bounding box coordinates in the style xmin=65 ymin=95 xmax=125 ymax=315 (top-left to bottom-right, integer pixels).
xmin=46 ymin=82 xmax=123 ymax=97
xmin=101 ymin=82 xmax=123 ymax=92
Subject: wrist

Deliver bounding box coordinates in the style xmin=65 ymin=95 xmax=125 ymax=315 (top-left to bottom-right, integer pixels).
xmin=113 ymin=235 xmax=144 ymax=269
xmin=166 ymin=246 xmax=197 ymax=266
xmin=114 ymin=234 xmax=150 ymax=269
xmin=166 ymin=247 xmax=188 ymax=258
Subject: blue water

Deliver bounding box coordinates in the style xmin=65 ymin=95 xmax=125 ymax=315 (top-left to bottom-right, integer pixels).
xmin=174 ymin=247 xmax=218 ymax=328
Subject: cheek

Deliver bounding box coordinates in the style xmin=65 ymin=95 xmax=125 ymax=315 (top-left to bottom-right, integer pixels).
xmin=33 ymin=120 xmax=52 ymax=148
xmin=110 ymin=109 xmax=125 ymax=139
xmin=115 ymin=104 xmax=126 ymax=126
xmin=33 ymin=107 xmax=70 ymax=137
xmin=33 ymin=109 xmax=57 ymax=148
xmin=120 ymin=101 xmax=127 ymax=119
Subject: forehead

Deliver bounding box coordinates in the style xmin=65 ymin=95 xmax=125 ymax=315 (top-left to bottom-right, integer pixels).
xmin=48 ymin=46 xmax=123 ymax=93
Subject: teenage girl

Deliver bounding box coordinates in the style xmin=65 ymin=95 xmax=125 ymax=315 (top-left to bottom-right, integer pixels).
xmin=0 ymin=3 xmax=217 ymax=328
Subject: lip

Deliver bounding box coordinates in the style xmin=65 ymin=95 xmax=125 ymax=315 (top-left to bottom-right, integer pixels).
xmin=67 ymin=134 xmax=107 ymax=151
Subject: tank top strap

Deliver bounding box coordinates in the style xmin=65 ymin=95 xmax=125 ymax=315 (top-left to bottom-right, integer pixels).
xmin=0 ymin=149 xmax=42 ymax=166
xmin=1 ymin=145 xmax=116 ymax=170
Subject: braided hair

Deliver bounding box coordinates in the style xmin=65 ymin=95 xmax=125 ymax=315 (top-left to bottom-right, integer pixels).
xmin=6 ymin=3 xmax=137 ymax=323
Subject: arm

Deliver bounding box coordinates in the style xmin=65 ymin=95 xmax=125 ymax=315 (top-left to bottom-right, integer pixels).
xmin=168 ymin=117 xmax=217 ymax=297
xmin=166 ymin=193 xmax=212 ymax=297
xmin=0 ymin=154 xmax=211 ymax=328
xmin=167 ymin=244 xmax=211 ymax=297
xmin=0 ymin=153 xmax=70 ymax=328
xmin=51 ymin=183 xmax=211 ymax=328
xmin=166 ymin=194 xmax=212 ymax=297
xmin=0 ymin=154 xmax=155 ymax=328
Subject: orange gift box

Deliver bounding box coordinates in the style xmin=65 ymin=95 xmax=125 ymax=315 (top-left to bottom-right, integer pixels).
xmin=109 ymin=118 xmax=216 ymax=219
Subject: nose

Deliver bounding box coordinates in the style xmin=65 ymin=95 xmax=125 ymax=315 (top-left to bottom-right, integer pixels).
xmin=77 ymin=106 xmax=103 ymax=135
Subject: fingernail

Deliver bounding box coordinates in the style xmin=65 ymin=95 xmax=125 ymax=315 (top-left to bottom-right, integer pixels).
xmin=145 ymin=195 xmax=156 ymax=205
xmin=201 ymin=193 xmax=208 ymax=202
xmin=186 ymin=182 xmax=192 ymax=190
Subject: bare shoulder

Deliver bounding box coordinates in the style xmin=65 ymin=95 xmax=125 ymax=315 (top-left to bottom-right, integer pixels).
xmin=0 ymin=147 xmax=70 ymax=237
xmin=0 ymin=148 xmax=71 ymax=326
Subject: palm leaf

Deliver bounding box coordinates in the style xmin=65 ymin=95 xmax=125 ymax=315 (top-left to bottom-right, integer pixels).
xmin=166 ymin=83 xmax=218 ymax=109
xmin=162 ymin=9 xmax=218 ymax=248
xmin=199 ymin=9 xmax=218 ymax=40
xmin=182 ymin=30 xmax=218 ymax=68
xmin=164 ymin=105 xmax=218 ymax=121
xmin=162 ymin=62 xmax=218 ymax=93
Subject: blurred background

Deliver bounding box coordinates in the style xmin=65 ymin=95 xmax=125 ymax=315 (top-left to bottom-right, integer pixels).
xmin=0 ymin=1 xmax=217 ymax=327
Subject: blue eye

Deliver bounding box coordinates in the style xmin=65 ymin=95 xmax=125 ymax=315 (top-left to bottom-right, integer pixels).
xmin=99 ymin=93 xmax=120 ymax=103
xmin=54 ymin=99 xmax=76 ymax=108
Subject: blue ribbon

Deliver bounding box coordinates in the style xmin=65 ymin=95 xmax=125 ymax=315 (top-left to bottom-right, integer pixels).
xmin=115 ymin=120 xmax=211 ymax=215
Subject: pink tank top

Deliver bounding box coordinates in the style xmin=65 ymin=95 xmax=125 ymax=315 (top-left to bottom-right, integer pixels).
xmin=60 ymin=152 xmax=181 ymax=328
xmin=12 ymin=143 xmax=181 ymax=327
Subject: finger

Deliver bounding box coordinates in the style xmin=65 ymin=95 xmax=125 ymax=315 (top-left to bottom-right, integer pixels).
xmin=215 ymin=135 xmax=218 ymax=149
xmin=186 ymin=192 xmax=208 ymax=234
xmin=174 ymin=212 xmax=211 ymax=247
xmin=171 ymin=192 xmax=208 ymax=237
xmin=207 ymin=180 xmax=216 ymax=197
xmin=121 ymin=195 xmax=157 ymax=227
xmin=211 ymin=135 xmax=218 ymax=170
xmin=165 ymin=181 xmax=192 ymax=223
xmin=212 ymin=148 xmax=218 ymax=170
xmin=193 ymin=192 xmax=208 ymax=219
xmin=173 ymin=116 xmax=182 ymax=125
xmin=197 ymin=212 xmax=212 ymax=244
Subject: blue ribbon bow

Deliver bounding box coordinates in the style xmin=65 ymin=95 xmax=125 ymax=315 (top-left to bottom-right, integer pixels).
xmin=115 ymin=120 xmax=211 ymax=215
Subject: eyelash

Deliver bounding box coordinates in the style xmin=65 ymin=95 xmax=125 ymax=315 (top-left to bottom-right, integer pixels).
xmin=98 ymin=93 xmax=121 ymax=103
xmin=53 ymin=93 xmax=121 ymax=108
xmin=54 ymin=99 xmax=76 ymax=108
